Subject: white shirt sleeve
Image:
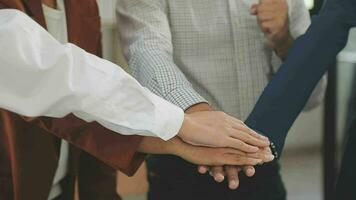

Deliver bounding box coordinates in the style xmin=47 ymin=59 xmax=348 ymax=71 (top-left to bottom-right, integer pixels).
xmin=0 ymin=9 xmax=184 ymax=141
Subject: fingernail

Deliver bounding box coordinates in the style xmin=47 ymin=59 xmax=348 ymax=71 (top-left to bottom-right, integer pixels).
xmin=268 ymin=155 xmax=275 ymax=161
xmin=229 ymin=181 xmax=238 ymax=189
xmin=247 ymin=168 xmax=255 ymax=177
xmin=198 ymin=168 xmax=207 ymax=174
xmin=215 ymin=174 xmax=225 ymax=182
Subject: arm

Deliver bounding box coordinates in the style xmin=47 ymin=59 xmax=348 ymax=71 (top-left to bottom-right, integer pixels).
xmin=0 ymin=9 xmax=183 ymax=140
xmin=252 ymin=0 xmax=327 ymax=110
xmin=137 ymin=137 xmax=274 ymax=166
xmin=289 ymin=0 xmax=327 ymax=111
xmin=245 ymin=0 xmax=356 ymax=156
xmin=116 ymin=0 xmax=270 ymax=151
xmin=116 ymin=0 xmax=207 ymax=111
xmin=0 ymin=9 xmax=268 ymax=154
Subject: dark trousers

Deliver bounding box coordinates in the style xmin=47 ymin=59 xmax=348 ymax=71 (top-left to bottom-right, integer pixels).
xmin=53 ymin=195 xmax=64 ymax=200
xmin=147 ymin=155 xmax=286 ymax=200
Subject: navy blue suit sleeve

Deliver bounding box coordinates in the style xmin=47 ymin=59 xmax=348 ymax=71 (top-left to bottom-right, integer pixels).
xmin=245 ymin=0 xmax=355 ymax=156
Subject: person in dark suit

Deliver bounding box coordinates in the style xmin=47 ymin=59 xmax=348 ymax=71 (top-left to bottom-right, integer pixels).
xmin=204 ymin=0 xmax=356 ymax=198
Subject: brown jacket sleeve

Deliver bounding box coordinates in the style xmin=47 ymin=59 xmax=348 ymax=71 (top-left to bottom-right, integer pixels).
xmin=0 ymin=2 xmax=6 ymax=8
xmin=24 ymin=115 xmax=145 ymax=176
xmin=0 ymin=0 xmax=145 ymax=176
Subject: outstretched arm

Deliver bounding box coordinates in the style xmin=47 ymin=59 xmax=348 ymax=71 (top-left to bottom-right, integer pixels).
xmin=0 ymin=9 xmax=269 ymax=152
xmin=137 ymin=137 xmax=274 ymax=166
xmin=245 ymin=0 xmax=356 ymax=155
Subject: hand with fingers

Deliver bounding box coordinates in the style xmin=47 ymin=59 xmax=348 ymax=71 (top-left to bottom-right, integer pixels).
xmin=138 ymin=136 xmax=273 ymax=167
xmin=250 ymin=0 xmax=293 ymax=60
xmin=197 ymin=146 xmax=274 ymax=190
xmin=181 ymin=103 xmax=274 ymax=189
xmin=173 ymin=137 xmax=274 ymax=167
xmin=179 ymin=103 xmax=270 ymax=153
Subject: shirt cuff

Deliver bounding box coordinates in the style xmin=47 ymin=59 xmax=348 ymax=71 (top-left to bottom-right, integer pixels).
xmin=151 ymin=93 xmax=185 ymax=141
xmin=165 ymin=86 xmax=208 ymax=111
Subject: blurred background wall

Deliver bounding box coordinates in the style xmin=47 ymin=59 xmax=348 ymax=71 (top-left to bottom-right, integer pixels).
xmin=95 ymin=0 xmax=356 ymax=199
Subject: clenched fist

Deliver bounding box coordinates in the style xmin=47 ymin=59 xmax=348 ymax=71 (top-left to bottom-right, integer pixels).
xmin=251 ymin=0 xmax=294 ymax=59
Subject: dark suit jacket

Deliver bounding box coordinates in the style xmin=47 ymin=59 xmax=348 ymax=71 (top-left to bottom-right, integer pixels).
xmin=0 ymin=1 xmax=145 ymax=200
xmin=243 ymin=0 xmax=355 ymax=198
xmin=245 ymin=0 xmax=355 ymax=155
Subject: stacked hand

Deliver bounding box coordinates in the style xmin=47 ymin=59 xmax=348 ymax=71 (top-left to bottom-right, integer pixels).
xmin=179 ymin=110 xmax=270 ymax=152
xmin=179 ymin=103 xmax=274 ymax=190
xmin=197 ymin=147 xmax=273 ymax=189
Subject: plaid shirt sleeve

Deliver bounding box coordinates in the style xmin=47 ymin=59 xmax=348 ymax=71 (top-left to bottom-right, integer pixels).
xmin=117 ymin=0 xmax=208 ymax=110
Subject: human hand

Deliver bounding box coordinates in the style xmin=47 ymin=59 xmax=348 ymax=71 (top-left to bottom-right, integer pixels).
xmin=178 ymin=103 xmax=270 ymax=153
xmin=197 ymin=165 xmax=254 ymax=189
xmin=198 ymin=147 xmax=274 ymax=189
xmin=250 ymin=0 xmax=294 ymax=59
xmin=174 ymin=137 xmax=274 ymax=166
xmin=137 ymin=136 xmax=273 ymax=166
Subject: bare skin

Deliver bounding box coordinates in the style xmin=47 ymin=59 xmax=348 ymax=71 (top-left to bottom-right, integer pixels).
xmin=186 ymin=103 xmax=273 ymax=189
xmin=137 ymin=136 xmax=274 ymax=166
xmin=251 ymin=0 xmax=294 ymax=60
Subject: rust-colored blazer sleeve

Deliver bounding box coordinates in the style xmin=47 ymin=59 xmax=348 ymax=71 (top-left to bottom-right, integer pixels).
xmin=0 ymin=2 xmax=7 ymax=8
xmin=0 ymin=0 xmax=145 ymax=176
xmin=24 ymin=115 xmax=145 ymax=176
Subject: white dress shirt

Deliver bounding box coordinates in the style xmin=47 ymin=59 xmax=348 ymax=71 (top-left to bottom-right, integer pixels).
xmin=0 ymin=9 xmax=184 ymax=140
xmin=41 ymin=1 xmax=69 ymax=199
xmin=118 ymin=0 xmax=327 ymax=120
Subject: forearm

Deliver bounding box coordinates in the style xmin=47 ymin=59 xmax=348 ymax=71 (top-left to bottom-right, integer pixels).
xmin=126 ymin=46 xmax=208 ymax=110
xmin=137 ymin=136 xmax=179 ymax=155
xmin=245 ymin=8 xmax=353 ymax=155
xmin=118 ymin=0 xmax=207 ymax=111
xmin=138 ymin=136 xmax=272 ymax=166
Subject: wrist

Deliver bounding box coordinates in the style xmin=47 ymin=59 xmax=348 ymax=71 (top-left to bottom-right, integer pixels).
xmin=178 ymin=103 xmax=212 ymax=140
xmin=166 ymin=137 xmax=187 ymax=156
xmin=177 ymin=114 xmax=192 ymax=140
xmin=185 ymin=102 xmax=213 ymax=113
